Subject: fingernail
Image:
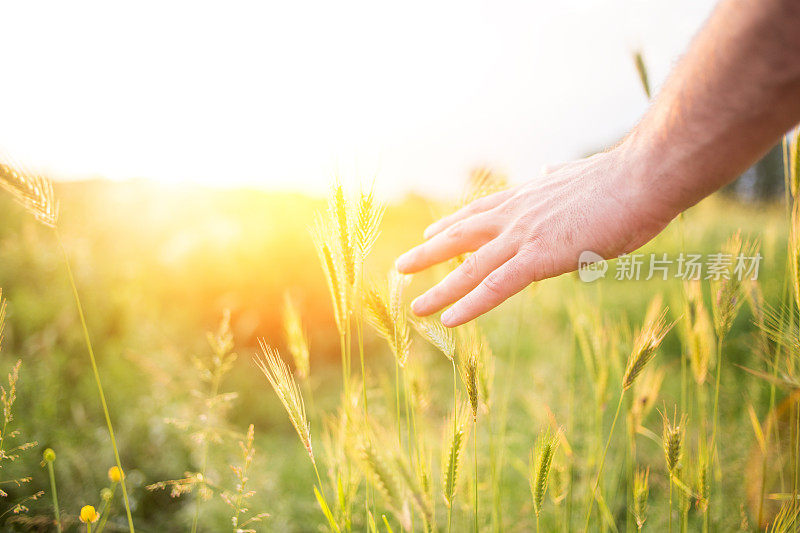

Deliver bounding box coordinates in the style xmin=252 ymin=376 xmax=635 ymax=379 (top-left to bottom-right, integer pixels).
xmin=440 ymin=308 xmax=455 ymax=327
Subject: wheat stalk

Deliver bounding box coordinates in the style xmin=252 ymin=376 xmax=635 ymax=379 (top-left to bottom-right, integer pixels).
xmin=394 ymin=453 xmax=434 ymax=530
xmin=622 ymin=295 xmax=674 ymax=391
xmin=364 ymin=275 xmax=411 ymax=366
xmin=414 ymin=318 xmax=456 ymax=361
xmin=768 ymin=500 xmax=800 ymax=533
xmin=311 ymin=216 xmax=347 ymax=336
xmin=632 ymin=467 xmax=649 ymax=530
xmin=254 ymin=341 xmax=314 ymax=462
xmin=356 ymin=438 xmax=411 ymax=530
xmin=442 ymin=402 xmax=471 ymax=511
xmin=682 ymin=281 xmax=714 ymax=385
xmin=461 ymin=342 xmax=480 ymax=422
xmin=662 ymin=410 xmax=686 ymax=474
xmin=330 ymin=180 xmax=356 ymax=287
xmin=0 ymin=160 xmax=59 ymax=227
xmin=661 ymin=408 xmax=686 ymax=533
xmin=530 ymin=428 xmax=560 ymax=524
xmin=282 ymin=293 xmax=310 ymax=380
xmin=0 ymin=158 xmax=135 ymax=531
xmin=585 ymin=295 xmax=672 ymax=532
xmin=356 ymin=185 xmax=385 ymax=260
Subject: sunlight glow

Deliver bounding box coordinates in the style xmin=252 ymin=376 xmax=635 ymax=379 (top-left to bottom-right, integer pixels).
xmin=0 ymin=0 xmax=715 ymax=197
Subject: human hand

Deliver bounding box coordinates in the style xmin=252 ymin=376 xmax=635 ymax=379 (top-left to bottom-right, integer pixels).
xmin=395 ymin=143 xmax=675 ymax=327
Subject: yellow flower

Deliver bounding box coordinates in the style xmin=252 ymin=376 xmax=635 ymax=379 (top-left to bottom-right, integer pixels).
xmin=79 ymin=505 xmax=99 ymax=523
xmin=108 ymin=466 xmax=124 ymax=483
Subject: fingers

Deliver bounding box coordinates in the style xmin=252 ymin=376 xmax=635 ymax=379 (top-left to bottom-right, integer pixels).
xmin=410 ymin=237 xmax=516 ymax=316
xmin=440 ymin=243 xmax=561 ymax=327
xmin=396 ymin=211 xmax=500 ymax=274
xmin=422 ymin=188 xmax=515 ymax=240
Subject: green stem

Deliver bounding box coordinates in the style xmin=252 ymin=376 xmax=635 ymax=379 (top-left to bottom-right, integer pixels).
xmin=191 ymin=360 xmax=223 ymax=533
xmin=708 ymin=334 xmax=724 ymax=527
xmin=96 ymin=483 xmax=118 ymax=533
xmin=448 ymin=359 xmax=458 ymax=533
xmin=56 ymin=230 xmax=134 ymax=532
xmin=47 ymin=462 xmax=61 ymax=533
xmin=474 ymin=416 xmax=478 ymax=533
xmin=395 ymin=360 xmax=401 ymax=449
xmin=583 ymin=391 xmax=625 ymax=533
xmin=668 ymin=475 xmax=673 ymax=533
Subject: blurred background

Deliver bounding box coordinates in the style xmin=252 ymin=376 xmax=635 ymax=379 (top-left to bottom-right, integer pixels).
xmin=0 ymin=0 xmax=726 ymax=199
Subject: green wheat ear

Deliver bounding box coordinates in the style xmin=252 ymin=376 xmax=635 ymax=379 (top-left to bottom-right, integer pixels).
xmin=530 ymin=428 xmax=560 ymax=518
xmin=442 ymin=402 xmax=471 ymax=509
xmin=632 ymin=467 xmax=650 ymax=530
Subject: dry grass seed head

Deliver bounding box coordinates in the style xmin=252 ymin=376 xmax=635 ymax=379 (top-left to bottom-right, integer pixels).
xmin=0 ymin=160 xmax=59 ymax=227
xmin=254 ymin=341 xmax=313 ymax=462
xmin=622 ymin=295 xmax=674 ymax=391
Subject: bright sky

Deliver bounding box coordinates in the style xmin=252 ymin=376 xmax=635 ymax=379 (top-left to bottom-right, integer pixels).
xmin=0 ymin=1 xmax=717 ymax=198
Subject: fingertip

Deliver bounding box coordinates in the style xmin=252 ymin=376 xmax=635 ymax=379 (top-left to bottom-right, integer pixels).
xmin=395 ymin=253 xmax=411 ymax=273
xmin=440 ymin=308 xmax=457 ymax=327
xmin=410 ymin=296 xmax=423 ymax=315
xmin=423 ymin=225 xmax=436 ymax=240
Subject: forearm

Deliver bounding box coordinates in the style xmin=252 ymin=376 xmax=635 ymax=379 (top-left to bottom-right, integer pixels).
xmin=626 ymin=0 xmax=800 ymax=217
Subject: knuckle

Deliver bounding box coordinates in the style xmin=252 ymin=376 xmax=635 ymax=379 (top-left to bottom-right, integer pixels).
xmin=482 ymin=269 xmax=505 ymax=297
xmin=445 ymin=221 xmax=466 ymax=240
xmin=459 ymin=252 xmax=480 ymax=282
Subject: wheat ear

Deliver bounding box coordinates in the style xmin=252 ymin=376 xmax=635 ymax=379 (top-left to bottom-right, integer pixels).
xmin=0 ymin=160 xmax=59 ymax=227
xmin=413 ymin=317 xmax=456 ymax=361
xmin=632 ymin=467 xmax=649 ymax=530
xmin=530 ymin=428 xmax=560 ymax=521
xmin=254 ymin=341 xmax=313 ymax=462
xmin=356 ymin=184 xmax=385 ymax=259
xmin=622 ymin=296 xmax=674 ymax=391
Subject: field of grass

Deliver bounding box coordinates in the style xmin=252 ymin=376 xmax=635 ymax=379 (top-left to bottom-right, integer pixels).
xmin=0 ymin=165 xmax=798 ymax=532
